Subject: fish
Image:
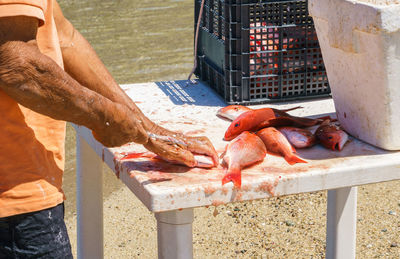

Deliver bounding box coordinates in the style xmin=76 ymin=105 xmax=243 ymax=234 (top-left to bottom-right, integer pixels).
xmin=217 ymin=105 xmax=303 ymax=121
xmin=256 ymin=127 xmax=307 ymax=165
xmin=278 ymin=126 xmax=316 ymax=149
xmin=315 ymin=120 xmax=349 ymax=151
xmin=193 ymin=155 xmax=215 ymax=168
xmin=224 ymin=106 xmax=325 ymax=141
xmin=217 ymin=105 xmax=252 ymax=121
xmin=221 ymin=131 xmax=267 ymax=188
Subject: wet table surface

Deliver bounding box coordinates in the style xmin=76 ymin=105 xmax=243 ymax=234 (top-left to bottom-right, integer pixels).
xmin=74 ymin=80 xmax=400 ymax=213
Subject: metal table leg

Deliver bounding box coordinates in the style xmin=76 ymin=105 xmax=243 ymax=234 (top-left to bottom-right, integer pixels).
xmin=76 ymin=135 xmax=104 ymax=259
xmin=155 ymin=208 xmax=194 ymax=259
xmin=326 ymin=186 xmax=358 ymax=259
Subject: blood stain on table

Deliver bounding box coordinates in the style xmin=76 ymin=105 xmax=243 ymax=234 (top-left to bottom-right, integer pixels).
xmin=256 ymin=178 xmax=280 ymax=196
xmin=234 ymin=191 xmax=244 ymax=201
xmin=204 ymin=185 xmax=217 ymax=195
xmin=241 ymin=184 xmax=252 ymax=192
xmin=113 ymin=157 xmax=122 ymax=179
xmin=212 ymin=200 xmax=225 ymax=206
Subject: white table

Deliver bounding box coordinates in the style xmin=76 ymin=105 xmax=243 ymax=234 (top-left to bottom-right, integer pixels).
xmin=73 ymin=80 xmax=400 ymax=259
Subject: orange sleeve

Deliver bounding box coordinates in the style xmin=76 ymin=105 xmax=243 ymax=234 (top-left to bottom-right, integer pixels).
xmin=0 ymin=0 xmax=47 ymax=26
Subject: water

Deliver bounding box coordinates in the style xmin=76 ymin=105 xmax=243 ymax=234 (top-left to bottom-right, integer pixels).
xmin=58 ymin=0 xmax=196 ymax=217
xmin=59 ymin=0 xmax=195 ymax=84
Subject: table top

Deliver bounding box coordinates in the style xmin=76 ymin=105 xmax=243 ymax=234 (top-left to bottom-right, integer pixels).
xmin=73 ymin=80 xmax=400 ymax=213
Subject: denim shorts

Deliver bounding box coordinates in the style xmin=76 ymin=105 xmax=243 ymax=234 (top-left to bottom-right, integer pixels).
xmin=0 ymin=203 xmax=73 ymax=259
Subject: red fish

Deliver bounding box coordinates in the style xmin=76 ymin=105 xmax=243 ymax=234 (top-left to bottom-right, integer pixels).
xmin=217 ymin=105 xmax=303 ymax=121
xmin=224 ymin=106 xmax=323 ymax=141
xmin=315 ymin=120 xmax=349 ymax=151
xmin=256 ymin=127 xmax=307 ymax=165
xmin=217 ymin=105 xmax=252 ymax=121
xmin=221 ymin=131 xmax=267 ymax=188
xmin=278 ymin=126 xmax=316 ymax=149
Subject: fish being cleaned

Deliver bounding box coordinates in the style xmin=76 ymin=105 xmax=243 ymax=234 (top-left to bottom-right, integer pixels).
xmin=315 ymin=120 xmax=349 ymax=151
xmin=147 ymin=133 xmax=216 ymax=167
xmin=256 ymin=127 xmax=307 ymax=165
xmin=217 ymin=105 xmax=302 ymax=121
xmin=224 ymin=106 xmax=327 ymax=141
xmin=278 ymin=126 xmax=316 ymax=149
xmin=217 ymin=105 xmax=252 ymax=121
xmin=194 ymin=155 xmax=215 ymax=168
xmin=221 ymin=131 xmax=267 ymax=188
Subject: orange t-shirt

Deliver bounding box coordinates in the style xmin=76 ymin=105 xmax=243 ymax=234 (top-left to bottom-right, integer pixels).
xmin=0 ymin=0 xmax=67 ymax=218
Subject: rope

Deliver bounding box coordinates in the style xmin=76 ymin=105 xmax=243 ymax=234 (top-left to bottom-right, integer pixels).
xmin=187 ymin=0 xmax=206 ymax=84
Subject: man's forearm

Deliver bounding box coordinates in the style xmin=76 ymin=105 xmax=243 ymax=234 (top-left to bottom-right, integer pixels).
xmin=0 ymin=41 xmax=147 ymax=146
xmin=53 ymin=5 xmax=153 ymax=128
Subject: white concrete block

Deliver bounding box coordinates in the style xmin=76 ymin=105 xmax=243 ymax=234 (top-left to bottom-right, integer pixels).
xmin=309 ymin=0 xmax=400 ymax=150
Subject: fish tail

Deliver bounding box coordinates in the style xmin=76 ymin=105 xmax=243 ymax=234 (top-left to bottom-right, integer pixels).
xmin=285 ymin=154 xmax=308 ymax=165
xmin=222 ymin=168 xmax=242 ymax=188
xmin=282 ymin=106 xmax=303 ymax=112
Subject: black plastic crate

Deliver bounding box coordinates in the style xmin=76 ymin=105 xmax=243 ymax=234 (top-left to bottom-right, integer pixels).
xmin=194 ymin=0 xmax=330 ymax=105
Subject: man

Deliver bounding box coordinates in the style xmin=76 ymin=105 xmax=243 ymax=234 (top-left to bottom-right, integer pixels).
xmin=0 ymin=0 xmax=218 ymax=257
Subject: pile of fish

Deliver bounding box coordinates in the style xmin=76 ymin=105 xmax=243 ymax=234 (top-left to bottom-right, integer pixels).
xmin=217 ymin=105 xmax=349 ymax=188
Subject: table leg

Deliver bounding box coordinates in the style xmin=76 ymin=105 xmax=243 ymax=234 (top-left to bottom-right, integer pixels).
xmin=76 ymin=135 xmax=104 ymax=259
xmin=326 ymin=187 xmax=358 ymax=259
xmin=155 ymin=208 xmax=194 ymax=259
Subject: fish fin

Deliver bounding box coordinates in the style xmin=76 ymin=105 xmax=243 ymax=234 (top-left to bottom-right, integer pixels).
xmin=219 ymin=149 xmax=227 ymax=159
xmin=315 ymin=116 xmax=339 ymax=123
xmin=285 ymin=154 xmax=307 ymax=165
xmin=319 ymin=119 xmax=331 ymax=126
xmin=281 ymin=106 xmax=303 ymax=112
xmin=291 ymin=117 xmax=322 ymax=127
xmin=337 ymin=131 xmax=349 ymax=151
xmin=265 ymin=118 xmax=294 ymax=128
xmin=222 ymin=168 xmax=242 ymax=188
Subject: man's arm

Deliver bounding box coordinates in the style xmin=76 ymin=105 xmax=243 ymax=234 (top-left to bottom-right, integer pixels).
xmin=52 ymin=2 xmax=219 ymax=167
xmin=0 ymin=16 xmax=148 ymax=147
xmin=0 ymin=12 xmax=218 ymax=167
xmin=53 ymin=2 xmax=139 ymax=115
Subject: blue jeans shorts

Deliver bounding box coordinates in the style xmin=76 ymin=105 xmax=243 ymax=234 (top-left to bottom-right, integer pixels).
xmin=0 ymin=203 xmax=73 ymax=259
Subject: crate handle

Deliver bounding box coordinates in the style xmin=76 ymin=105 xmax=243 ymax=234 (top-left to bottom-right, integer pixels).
xmin=187 ymin=0 xmax=206 ymax=83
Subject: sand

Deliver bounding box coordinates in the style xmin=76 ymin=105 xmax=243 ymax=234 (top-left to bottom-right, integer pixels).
xmin=63 ymin=125 xmax=400 ymax=258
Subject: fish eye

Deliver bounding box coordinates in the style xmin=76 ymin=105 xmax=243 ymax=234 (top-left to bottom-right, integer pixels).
xmin=235 ymin=123 xmax=240 ymax=127
xmin=328 ymin=136 xmax=333 ymax=139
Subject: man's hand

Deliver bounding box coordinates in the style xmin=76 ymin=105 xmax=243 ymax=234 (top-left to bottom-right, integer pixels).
xmin=143 ymin=125 xmax=219 ymax=168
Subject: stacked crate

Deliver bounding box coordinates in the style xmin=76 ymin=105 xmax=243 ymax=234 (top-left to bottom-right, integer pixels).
xmin=195 ymin=0 xmax=330 ymax=105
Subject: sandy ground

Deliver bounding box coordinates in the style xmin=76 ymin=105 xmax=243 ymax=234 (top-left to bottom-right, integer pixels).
xmin=63 ymin=126 xmax=400 ymax=258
